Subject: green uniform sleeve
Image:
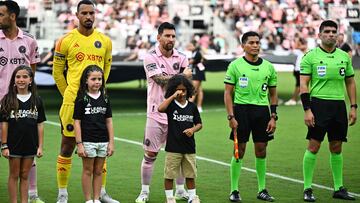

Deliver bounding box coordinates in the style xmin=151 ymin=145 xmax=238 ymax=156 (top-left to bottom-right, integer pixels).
xmin=300 ymin=51 xmax=312 ymax=75
xmin=268 ymin=63 xmax=277 ymax=87
xmin=224 ymin=62 xmax=236 ymax=85
xmin=345 ymin=55 xmax=355 ymax=77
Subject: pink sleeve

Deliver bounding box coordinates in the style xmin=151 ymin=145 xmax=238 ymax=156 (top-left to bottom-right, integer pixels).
xmin=180 ymin=55 xmax=189 ymax=69
xmin=29 ymin=39 xmax=40 ymax=64
xmin=143 ymin=54 xmax=162 ymax=78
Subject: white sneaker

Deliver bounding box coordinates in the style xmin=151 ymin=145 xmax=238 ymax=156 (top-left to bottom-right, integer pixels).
xmin=85 ymin=200 xmax=93 ymax=203
xmin=284 ymin=99 xmax=297 ymax=106
xmin=94 ymin=200 xmax=101 ymax=203
xmin=56 ymin=194 xmax=68 ymax=203
xmin=135 ymin=191 xmax=149 ymax=203
xmin=188 ymin=195 xmax=200 ymax=203
xmin=166 ymin=197 xmax=177 ymax=203
xmin=100 ymin=193 xmax=119 ymax=203
xmin=175 ymin=189 xmax=189 ymax=201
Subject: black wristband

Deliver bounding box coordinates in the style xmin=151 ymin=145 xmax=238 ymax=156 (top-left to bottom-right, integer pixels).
xmin=270 ymin=105 xmax=277 ymax=114
xmin=300 ymin=93 xmax=311 ymax=111
xmin=351 ymin=104 xmax=358 ymax=109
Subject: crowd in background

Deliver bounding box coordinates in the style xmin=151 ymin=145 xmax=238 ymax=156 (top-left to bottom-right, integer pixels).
xmin=50 ymin=0 xmax=360 ymax=58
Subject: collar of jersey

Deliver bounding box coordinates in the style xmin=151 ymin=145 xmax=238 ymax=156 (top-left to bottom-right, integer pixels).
xmin=0 ymin=28 xmax=23 ymax=39
xmin=242 ymin=56 xmax=263 ymax=66
xmin=155 ymin=45 xmax=179 ymax=57
xmin=174 ymin=100 xmax=188 ymax=108
xmin=318 ymin=46 xmax=336 ymax=54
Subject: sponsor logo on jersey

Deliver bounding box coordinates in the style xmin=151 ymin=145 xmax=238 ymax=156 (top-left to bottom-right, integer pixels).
xmin=94 ymin=41 xmax=102 ymax=48
xmin=160 ymin=64 xmax=165 ymax=69
xmin=261 ymin=83 xmax=268 ymax=91
xmin=86 ymin=54 xmax=103 ymax=62
xmin=317 ymin=66 xmax=326 ymax=77
xmin=339 ymin=67 xmax=345 ymax=76
xmin=0 ymin=56 xmax=26 ymax=66
xmin=0 ymin=56 xmax=8 ymax=66
xmin=172 ymin=111 xmax=194 ymax=122
xmin=73 ymin=43 xmax=80 ymax=48
xmin=0 ymin=47 xmax=4 ymax=52
xmin=10 ymin=109 xmax=38 ymax=119
xmin=76 ymin=52 xmax=85 ymax=61
xmin=84 ymin=106 xmax=107 ymax=115
xmin=18 ymin=46 xmax=26 ymax=53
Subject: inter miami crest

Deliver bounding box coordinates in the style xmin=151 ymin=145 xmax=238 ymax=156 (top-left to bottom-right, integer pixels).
xmin=94 ymin=41 xmax=102 ymax=48
xmin=173 ymin=62 xmax=179 ymax=70
xmin=19 ymin=46 xmax=26 ymax=53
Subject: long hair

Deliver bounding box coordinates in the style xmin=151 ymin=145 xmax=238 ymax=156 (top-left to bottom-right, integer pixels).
xmin=76 ymin=65 xmax=106 ymax=103
xmin=164 ymin=75 xmax=194 ymax=99
xmin=0 ymin=65 xmax=38 ymax=117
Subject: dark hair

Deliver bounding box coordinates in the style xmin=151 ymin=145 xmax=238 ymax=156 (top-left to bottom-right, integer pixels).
xmin=0 ymin=0 xmax=20 ymax=19
xmin=241 ymin=31 xmax=260 ymax=44
xmin=0 ymin=65 xmax=38 ymax=118
xmin=319 ymin=20 xmax=338 ymax=33
xmin=158 ymin=22 xmax=176 ymax=35
xmin=164 ymin=75 xmax=194 ymax=99
xmin=77 ymin=0 xmax=95 ymax=12
xmin=76 ymin=65 xmax=107 ymax=102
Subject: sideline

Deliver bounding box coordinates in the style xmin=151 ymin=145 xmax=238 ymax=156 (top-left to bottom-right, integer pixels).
xmin=45 ymin=120 xmax=360 ymax=197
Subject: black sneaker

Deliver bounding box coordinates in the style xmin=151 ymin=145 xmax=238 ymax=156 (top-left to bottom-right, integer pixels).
xmin=333 ymin=187 xmax=355 ymax=200
xmin=229 ymin=190 xmax=241 ymax=202
xmin=304 ymin=188 xmax=316 ymax=202
xmin=257 ymin=189 xmax=275 ymax=202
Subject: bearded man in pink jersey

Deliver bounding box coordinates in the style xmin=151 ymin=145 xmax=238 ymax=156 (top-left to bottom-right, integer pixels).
xmin=0 ymin=1 xmax=42 ymax=203
xmin=135 ymin=22 xmax=192 ymax=203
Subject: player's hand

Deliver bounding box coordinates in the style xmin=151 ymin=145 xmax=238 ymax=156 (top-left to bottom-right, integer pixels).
xmin=77 ymin=144 xmax=87 ymax=157
xmin=182 ymin=67 xmax=192 ymax=78
xmin=36 ymin=148 xmax=43 ymax=158
xmin=183 ymin=128 xmax=194 ymax=137
xmin=349 ymin=108 xmax=357 ymax=126
xmin=173 ymin=90 xmax=184 ymax=99
xmin=2 ymin=148 xmax=9 ymax=159
xmin=229 ymin=118 xmax=238 ymax=129
xmin=266 ymin=118 xmax=276 ymax=133
xmin=304 ymin=109 xmax=315 ymax=127
xmin=107 ymin=142 xmax=114 ymax=157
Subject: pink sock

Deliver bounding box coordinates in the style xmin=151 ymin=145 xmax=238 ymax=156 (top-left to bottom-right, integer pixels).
xmin=28 ymin=160 xmax=37 ymax=196
xmin=141 ymin=155 xmax=156 ymax=185
xmin=176 ymin=176 xmax=185 ymax=185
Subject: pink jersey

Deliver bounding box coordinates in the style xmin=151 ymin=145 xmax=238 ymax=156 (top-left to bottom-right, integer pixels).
xmin=0 ymin=29 xmax=40 ymax=100
xmin=144 ymin=46 xmax=188 ymax=124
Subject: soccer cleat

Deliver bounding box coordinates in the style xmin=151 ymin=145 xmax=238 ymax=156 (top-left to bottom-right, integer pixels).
xmin=257 ymin=189 xmax=275 ymax=202
xmin=166 ymin=197 xmax=177 ymax=203
xmin=175 ymin=189 xmax=189 ymax=201
xmin=229 ymin=190 xmax=241 ymax=202
xmin=333 ymin=187 xmax=355 ymax=200
xmin=56 ymin=194 xmax=68 ymax=203
xmin=29 ymin=195 xmax=45 ymax=203
xmin=303 ymin=188 xmax=316 ymax=202
xmin=94 ymin=200 xmax=102 ymax=203
xmin=100 ymin=193 xmax=120 ymax=203
xmin=284 ymin=99 xmax=297 ymax=106
xmin=135 ymin=191 xmax=149 ymax=203
xmin=188 ymin=195 xmax=200 ymax=203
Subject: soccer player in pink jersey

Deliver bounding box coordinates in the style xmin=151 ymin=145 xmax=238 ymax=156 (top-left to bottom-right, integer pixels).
xmin=135 ymin=22 xmax=192 ymax=203
xmin=0 ymin=1 xmax=42 ymax=203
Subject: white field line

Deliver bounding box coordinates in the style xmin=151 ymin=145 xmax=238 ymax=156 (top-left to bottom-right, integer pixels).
xmin=45 ymin=120 xmax=360 ymax=197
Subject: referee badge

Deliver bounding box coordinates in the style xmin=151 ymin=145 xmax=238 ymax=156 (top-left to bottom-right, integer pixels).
xmin=317 ymin=66 xmax=326 ymax=77
xmin=94 ymin=41 xmax=102 ymax=48
xmin=339 ymin=67 xmax=345 ymax=76
xmin=239 ymin=77 xmax=248 ymax=88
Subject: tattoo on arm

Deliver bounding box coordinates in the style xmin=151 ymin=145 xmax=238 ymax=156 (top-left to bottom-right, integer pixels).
xmin=152 ymin=74 xmax=172 ymax=87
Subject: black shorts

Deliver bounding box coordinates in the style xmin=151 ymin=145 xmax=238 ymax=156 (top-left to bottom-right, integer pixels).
xmin=307 ymin=97 xmax=348 ymax=142
xmin=229 ymin=104 xmax=274 ymax=143
xmin=192 ymin=67 xmax=206 ymax=81
xmin=293 ymin=70 xmax=300 ymax=87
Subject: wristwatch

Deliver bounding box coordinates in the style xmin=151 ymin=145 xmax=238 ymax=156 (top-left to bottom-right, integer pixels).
xmin=351 ymin=104 xmax=358 ymax=109
xmin=227 ymin=115 xmax=235 ymax=120
xmin=1 ymin=143 xmax=8 ymax=150
xmin=271 ymin=114 xmax=278 ymax=121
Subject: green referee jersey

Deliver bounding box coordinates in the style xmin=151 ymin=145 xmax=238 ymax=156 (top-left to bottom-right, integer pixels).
xmin=300 ymin=47 xmax=354 ymax=100
xmin=224 ymin=57 xmax=277 ymax=106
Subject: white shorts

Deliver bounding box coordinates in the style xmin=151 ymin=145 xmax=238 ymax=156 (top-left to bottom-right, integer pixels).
xmin=83 ymin=142 xmax=108 ymax=158
xmin=143 ymin=117 xmax=167 ymax=153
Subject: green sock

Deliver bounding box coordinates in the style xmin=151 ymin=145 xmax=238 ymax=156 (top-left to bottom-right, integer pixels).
xmin=303 ymin=150 xmax=317 ymax=190
xmin=256 ymin=157 xmax=266 ymax=192
xmin=330 ymin=153 xmax=343 ymax=191
xmin=230 ymin=156 xmax=242 ymax=192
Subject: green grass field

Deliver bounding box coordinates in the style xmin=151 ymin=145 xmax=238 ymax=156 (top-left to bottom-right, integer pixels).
xmin=0 ymin=71 xmax=359 ymax=203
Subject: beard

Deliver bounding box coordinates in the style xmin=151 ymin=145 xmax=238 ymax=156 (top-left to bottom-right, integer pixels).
xmin=163 ymin=43 xmax=174 ymax=51
xmin=0 ymin=23 xmax=10 ymax=30
xmin=82 ymin=20 xmax=93 ymax=29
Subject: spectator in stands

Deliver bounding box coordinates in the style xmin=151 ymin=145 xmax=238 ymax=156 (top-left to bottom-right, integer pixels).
xmin=187 ymin=41 xmax=206 ymax=113
xmin=285 ymin=38 xmax=307 ymax=106
xmin=337 ymin=33 xmax=352 ymax=57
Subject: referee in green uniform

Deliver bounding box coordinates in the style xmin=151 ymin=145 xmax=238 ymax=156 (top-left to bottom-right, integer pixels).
xmin=224 ymin=31 xmax=278 ymax=202
xmin=300 ymin=20 xmax=357 ymax=202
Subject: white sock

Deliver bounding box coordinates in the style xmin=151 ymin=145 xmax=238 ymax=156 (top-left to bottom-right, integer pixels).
xmin=58 ymin=188 xmax=68 ymax=196
xmin=188 ymin=189 xmax=196 ymax=201
xmin=176 ymin=184 xmax=185 ymax=191
xmin=94 ymin=200 xmax=101 ymax=203
xmin=28 ymin=190 xmax=37 ymax=197
xmin=165 ymin=190 xmax=174 ymax=198
xmin=101 ymin=187 xmax=106 ymax=195
xmin=142 ymin=185 xmax=150 ymax=193
xmin=85 ymin=200 xmax=93 ymax=203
